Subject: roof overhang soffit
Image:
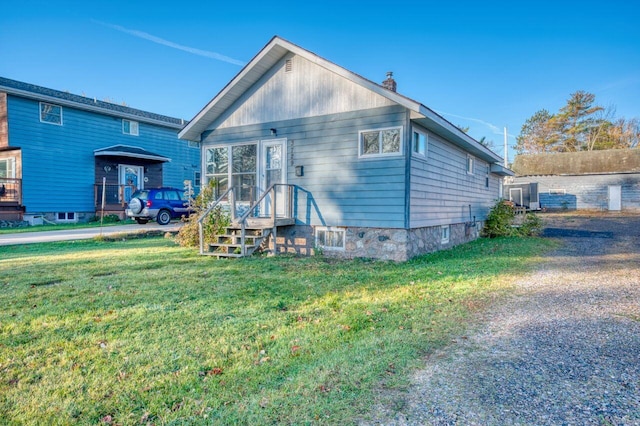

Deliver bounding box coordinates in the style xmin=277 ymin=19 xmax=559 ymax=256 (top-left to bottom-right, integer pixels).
xmin=410 ymin=108 xmax=503 ymax=164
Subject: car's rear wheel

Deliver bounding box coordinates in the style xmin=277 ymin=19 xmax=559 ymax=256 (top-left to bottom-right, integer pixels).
xmin=129 ymin=197 xmax=143 ymax=214
xmin=135 ymin=218 xmax=149 ymax=225
xmin=157 ymin=209 xmax=172 ymax=225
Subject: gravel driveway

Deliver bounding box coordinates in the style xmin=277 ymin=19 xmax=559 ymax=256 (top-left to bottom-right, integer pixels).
xmin=366 ymin=213 xmax=640 ymax=425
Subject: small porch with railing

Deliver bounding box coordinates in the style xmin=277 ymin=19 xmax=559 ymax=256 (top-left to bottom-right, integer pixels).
xmin=199 ymin=184 xmax=296 ymax=258
xmin=0 ymin=178 xmax=24 ymax=221
xmin=94 ymin=183 xmax=137 ymax=218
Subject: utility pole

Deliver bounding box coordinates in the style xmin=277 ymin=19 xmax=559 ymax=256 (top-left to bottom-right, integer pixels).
xmin=503 ymin=126 xmax=508 ymax=167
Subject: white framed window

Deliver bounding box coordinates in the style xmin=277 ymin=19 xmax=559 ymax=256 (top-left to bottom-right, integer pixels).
xmin=205 ymin=143 xmax=257 ymax=201
xmin=122 ymin=119 xmax=139 ymax=136
xmin=40 ymin=102 xmax=62 ymax=125
xmin=441 ymin=225 xmax=450 ymax=244
xmin=57 ymin=212 xmax=76 ymax=222
xmin=194 ymin=171 xmax=201 ymax=187
xmin=466 ymin=155 xmax=474 ymax=174
xmin=0 ymin=158 xmax=15 ymax=178
xmin=412 ymin=130 xmax=428 ymax=157
xmin=315 ymin=227 xmax=346 ymax=251
xmin=359 ymin=126 xmax=403 ymax=157
xmin=188 ymin=140 xmax=200 ymax=148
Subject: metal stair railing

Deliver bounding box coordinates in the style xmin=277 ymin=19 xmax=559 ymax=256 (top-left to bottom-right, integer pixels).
xmin=199 ymin=184 xmax=295 ymax=257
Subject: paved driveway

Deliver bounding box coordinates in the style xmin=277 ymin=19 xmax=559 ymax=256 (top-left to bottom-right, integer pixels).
xmin=0 ymin=222 xmax=182 ymax=246
xmin=367 ymin=213 xmax=640 ymax=425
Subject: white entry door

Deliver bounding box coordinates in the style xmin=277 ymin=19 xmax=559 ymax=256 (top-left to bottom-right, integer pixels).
xmin=608 ymin=185 xmax=622 ymax=211
xmin=119 ymin=165 xmax=143 ymax=202
xmin=261 ymin=139 xmax=287 ymax=217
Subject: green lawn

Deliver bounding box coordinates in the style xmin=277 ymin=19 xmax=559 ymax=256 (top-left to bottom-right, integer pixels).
xmin=0 ymin=236 xmax=555 ymax=425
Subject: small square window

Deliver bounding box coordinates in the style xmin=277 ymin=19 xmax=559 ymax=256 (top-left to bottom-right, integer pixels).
xmin=40 ymin=102 xmax=62 ymax=125
xmin=123 ymin=119 xmax=139 ymax=136
xmin=315 ymin=227 xmax=345 ymax=251
xmin=359 ymin=127 xmax=403 ymax=157
xmin=188 ymin=140 xmax=200 ymax=148
xmin=441 ymin=225 xmax=450 ymax=244
xmin=194 ymin=171 xmax=201 ymax=187
xmin=412 ymin=130 xmax=428 ymax=157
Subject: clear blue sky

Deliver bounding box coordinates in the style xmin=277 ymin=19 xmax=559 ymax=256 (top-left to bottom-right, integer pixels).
xmin=2 ymin=0 xmax=639 ymax=161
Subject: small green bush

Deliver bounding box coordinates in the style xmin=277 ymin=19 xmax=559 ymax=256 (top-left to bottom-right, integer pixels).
xmin=175 ymin=180 xmax=230 ymax=247
xmin=482 ymin=200 xmax=516 ymax=238
xmin=482 ymin=200 xmax=543 ymax=238
xmin=519 ymin=212 xmax=544 ymax=236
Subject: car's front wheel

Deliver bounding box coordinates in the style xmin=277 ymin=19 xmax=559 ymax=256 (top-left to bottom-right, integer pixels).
xmin=156 ymin=209 xmax=172 ymax=225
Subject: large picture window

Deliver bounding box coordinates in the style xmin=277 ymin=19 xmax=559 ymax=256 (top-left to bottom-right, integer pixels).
xmin=205 ymin=144 xmax=257 ymax=201
xmin=40 ymin=102 xmax=62 ymax=125
xmin=359 ymin=127 xmax=402 ymax=157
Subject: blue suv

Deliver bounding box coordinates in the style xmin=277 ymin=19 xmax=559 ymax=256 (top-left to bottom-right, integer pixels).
xmin=125 ymin=187 xmax=192 ymax=225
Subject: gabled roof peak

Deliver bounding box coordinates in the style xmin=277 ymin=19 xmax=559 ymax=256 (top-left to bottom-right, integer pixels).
xmin=178 ymin=36 xmax=504 ymax=164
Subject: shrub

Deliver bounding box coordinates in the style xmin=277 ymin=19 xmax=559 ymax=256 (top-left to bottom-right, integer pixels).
xmin=175 ymin=181 xmax=230 ymax=248
xmin=519 ymin=212 xmax=544 ymax=236
xmin=482 ymin=200 xmax=543 ymax=238
xmin=482 ymin=200 xmax=516 ymax=238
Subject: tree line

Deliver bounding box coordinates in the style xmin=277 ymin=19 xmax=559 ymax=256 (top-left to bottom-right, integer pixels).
xmin=516 ymin=91 xmax=639 ymax=154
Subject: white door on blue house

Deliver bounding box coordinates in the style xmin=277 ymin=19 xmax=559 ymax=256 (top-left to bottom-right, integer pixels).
xmin=608 ymin=185 xmax=622 ymax=211
xmin=119 ymin=165 xmax=143 ymax=202
xmin=260 ymin=139 xmax=287 ymax=217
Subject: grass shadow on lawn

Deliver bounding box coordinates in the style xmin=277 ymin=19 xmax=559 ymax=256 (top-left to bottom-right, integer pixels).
xmin=0 ymin=236 xmax=555 ymax=425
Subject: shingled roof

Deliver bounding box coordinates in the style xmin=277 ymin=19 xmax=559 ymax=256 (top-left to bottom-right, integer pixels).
xmin=0 ymin=76 xmax=186 ymax=129
xmin=512 ymin=149 xmax=640 ymax=176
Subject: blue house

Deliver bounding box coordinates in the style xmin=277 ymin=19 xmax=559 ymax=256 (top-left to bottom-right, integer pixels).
xmin=0 ymin=77 xmax=200 ymax=223
xmin=179 ymin=37 xmax=512 ymax=261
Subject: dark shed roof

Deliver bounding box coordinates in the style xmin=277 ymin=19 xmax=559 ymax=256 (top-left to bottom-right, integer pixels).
xmin=512 ymin=149 xmax=640 ymax=176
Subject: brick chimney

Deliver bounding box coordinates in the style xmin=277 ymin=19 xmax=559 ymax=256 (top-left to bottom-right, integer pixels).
xmin=382 ymin=71 xmax=397 ymax=92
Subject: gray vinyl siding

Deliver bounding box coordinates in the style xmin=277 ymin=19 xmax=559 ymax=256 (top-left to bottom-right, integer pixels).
xmin=509 ymin=174 xmax=640 ymax=211
xmin=409 ymin=126 xmax=500 ymax=228
xmin=202 ymin=105 xmax=408 ymax=228
xmin=213 ymin=53 xmax=396 ymax=130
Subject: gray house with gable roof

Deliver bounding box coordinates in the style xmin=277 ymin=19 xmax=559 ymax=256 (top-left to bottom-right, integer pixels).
xmin=0 ymin=77 xmax=200 ymax=223
xmin=179 ymin=36 xmax=512 ymax=261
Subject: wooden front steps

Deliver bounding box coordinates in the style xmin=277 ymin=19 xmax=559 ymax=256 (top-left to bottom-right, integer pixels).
xmin=204 ymin=217 xmax=295 ymax=258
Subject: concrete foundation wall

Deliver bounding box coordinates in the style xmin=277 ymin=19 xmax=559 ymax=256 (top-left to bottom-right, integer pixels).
xmin=269 ymin=221 xmax=483 ymax=262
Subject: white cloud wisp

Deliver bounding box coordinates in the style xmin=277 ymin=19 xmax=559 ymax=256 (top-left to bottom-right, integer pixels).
xmin=94 ymin=20 xmax=245 ymax=66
